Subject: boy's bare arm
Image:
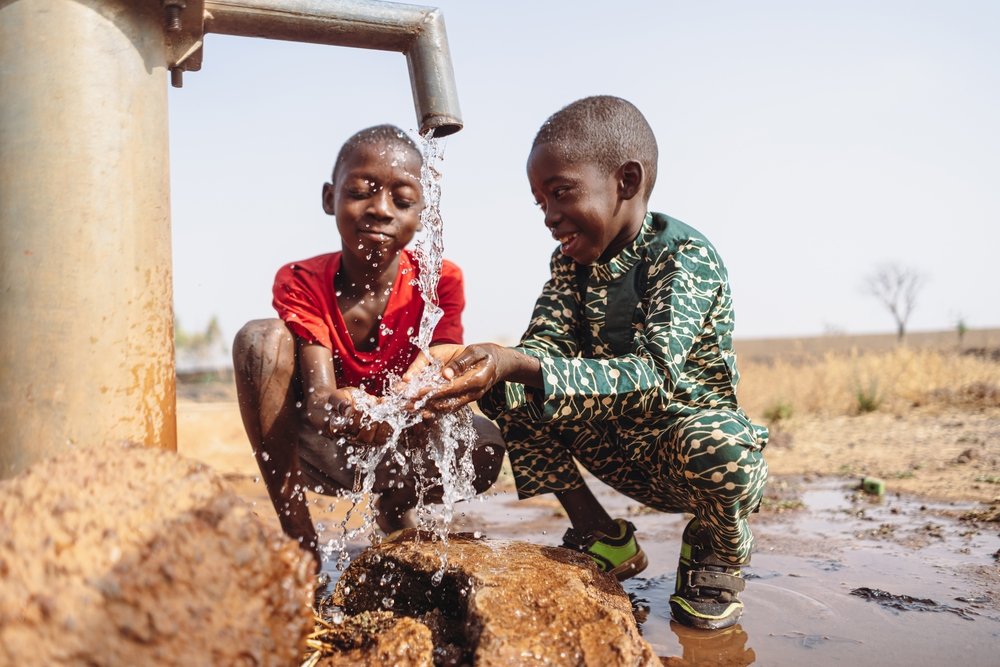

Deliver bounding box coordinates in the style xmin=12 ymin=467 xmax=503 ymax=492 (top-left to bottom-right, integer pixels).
xmin=299 ymin=344 xmax=351 ymax=433
xmin=447 ymin=343 xmax=542 ymax=387
xmin=299 ymin=343 xmax=392 ymax=445
xmin=255 ymin=344 xmax=365 ymax=567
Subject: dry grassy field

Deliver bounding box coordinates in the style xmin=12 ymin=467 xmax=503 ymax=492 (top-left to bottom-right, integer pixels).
xmin=736 ymin=327 xmax=1000 ymax=417
xmin=734 ymin=328 xmax=1000 ymax=505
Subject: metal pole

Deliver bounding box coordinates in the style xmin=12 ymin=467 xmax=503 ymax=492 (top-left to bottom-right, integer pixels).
xmin=0 ymin=0 xmax=176 ymax=478
xmin=202 ymin=0 xmax=463 ymax=136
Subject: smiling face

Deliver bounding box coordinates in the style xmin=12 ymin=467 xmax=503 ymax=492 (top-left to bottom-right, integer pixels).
xmin=323 ymin=139 xmax=423 ymax=267
xmin=527 ymin=143 xmax=642 ymax=266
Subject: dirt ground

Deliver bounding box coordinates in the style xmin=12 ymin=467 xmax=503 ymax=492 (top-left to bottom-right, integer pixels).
xmin=175 ymin=387 xmax=1000 ymax=666
xmin=764 ymin=406 xmax=1000 ymax=505
xmin=173 ymin=332 xmax=1000 ymax=665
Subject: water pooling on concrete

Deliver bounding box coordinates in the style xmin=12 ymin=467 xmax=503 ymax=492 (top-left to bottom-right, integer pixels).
xmin=310 ymin=475 xmax=1000 ymax=665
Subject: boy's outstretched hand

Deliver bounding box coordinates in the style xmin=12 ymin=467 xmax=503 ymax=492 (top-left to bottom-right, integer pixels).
xmin=426 ymin=343 xmax=504 ymax=412
xmin=403 ymin=343 xmax=542 ymax=414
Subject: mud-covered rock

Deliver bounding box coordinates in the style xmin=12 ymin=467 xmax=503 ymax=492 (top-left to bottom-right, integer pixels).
xmin=334 ymin=531 xmax=657 ymax=666
xmin=0 ymin=443 xmax=315 ymax=666
xmin=305 ymin=610 xmax=434 ymax=666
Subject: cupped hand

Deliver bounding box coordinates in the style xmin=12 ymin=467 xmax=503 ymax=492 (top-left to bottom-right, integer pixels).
xmin=418 ymin=342 xmax=506 ymax=413
xmin=399 ymin=344 xmax=464 ymax=385
xmin=321 ymin=387 xmax=358 ymax=433
xmin=396 ymin=343 xmax=465 ymax=414
xmin=320 ymin=388 xmax=391 ymax=448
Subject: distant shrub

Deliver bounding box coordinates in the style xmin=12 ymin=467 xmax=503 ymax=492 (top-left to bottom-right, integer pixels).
xmin=762 ymin=401 xmax=794 ymax=423
xmin=853 ymin=379 xmax=882 ymax=414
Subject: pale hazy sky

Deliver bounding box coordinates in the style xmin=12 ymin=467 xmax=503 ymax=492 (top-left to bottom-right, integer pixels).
xmin=169 ymin=0 xmax=1000 ymax=346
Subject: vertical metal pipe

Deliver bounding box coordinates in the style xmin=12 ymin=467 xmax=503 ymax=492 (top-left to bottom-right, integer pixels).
xmin=202 ymin=0 xmax=462 ymax=136
xmin=0 ymin=0 xmax=176 ymax=478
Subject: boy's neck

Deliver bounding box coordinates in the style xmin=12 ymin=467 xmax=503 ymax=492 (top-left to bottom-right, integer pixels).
xmin=599 ymin=208 xmax=648 ymax=264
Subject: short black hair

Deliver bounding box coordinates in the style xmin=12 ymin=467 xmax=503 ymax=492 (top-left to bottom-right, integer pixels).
xmin=532 ymin=96 xmax=658 ymax=200
xmin=331 ymin=124 xmax=422 ymax=182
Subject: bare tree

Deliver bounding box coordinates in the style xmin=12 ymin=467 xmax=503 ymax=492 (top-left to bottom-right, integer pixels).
xmin=863 ymin=264 xmax=925 ymax=342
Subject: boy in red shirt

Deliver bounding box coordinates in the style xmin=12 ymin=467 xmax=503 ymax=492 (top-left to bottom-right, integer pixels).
xmin=233 ymin=125 xmax=505 ymax=568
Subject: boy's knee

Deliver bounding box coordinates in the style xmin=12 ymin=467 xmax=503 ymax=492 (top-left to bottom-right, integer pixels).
xmin=471 ymin=415 xmax=506 ymax=492
xmin=472 ymin=414 xmax=505 ymax=450
xmin=674 ymin=411 xmax=763 ymax=477
xmin=233 ymin=319 xmax=294 ymax=368
xmin=677 ymin=411 xmax=756 ymax=450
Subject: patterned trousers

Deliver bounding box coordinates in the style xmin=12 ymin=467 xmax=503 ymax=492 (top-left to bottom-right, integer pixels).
xmin=497 ymin=408 xmax=768 ymax=563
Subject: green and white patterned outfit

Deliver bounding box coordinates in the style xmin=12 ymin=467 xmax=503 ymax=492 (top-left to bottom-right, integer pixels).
xmin=479 ymin=212 xmax=768 ymax=563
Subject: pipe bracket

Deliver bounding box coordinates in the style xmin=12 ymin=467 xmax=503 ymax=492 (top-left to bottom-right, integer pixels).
xmin=163 ymin=0 xmax=205 ymax=76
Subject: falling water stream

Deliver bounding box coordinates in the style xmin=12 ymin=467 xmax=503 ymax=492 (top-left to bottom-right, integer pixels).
xmin=319 ymin=131 xmax=479 ymax=581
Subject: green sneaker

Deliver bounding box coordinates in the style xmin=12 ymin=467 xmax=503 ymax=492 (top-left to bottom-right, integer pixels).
xmin=561 ymin=518 xmax=648 ymax=581
xmin=669 ymin=518 xmax=747 ymax=630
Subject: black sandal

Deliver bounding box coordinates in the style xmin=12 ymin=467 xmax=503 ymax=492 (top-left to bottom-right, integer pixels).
xmin=669 ymin=518 xmax=747 ymax=629
xmin=561 ymin=518 xmax=649 ymax=581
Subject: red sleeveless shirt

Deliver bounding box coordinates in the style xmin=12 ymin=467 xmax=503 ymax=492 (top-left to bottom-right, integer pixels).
xmin=272 ymin=250 xmax=464 ymax=396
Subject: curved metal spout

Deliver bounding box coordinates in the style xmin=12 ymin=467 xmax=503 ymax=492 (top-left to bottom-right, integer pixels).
xmin=203 ymin=0 xmax=463 ymax=136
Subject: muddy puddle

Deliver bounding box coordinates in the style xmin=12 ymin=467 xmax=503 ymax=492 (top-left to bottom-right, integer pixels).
xmin=304 ymin=475 xmax=999 ymax=666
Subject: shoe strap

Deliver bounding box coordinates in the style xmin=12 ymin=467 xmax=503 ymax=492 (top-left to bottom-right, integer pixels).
xmin=562 ymin=519 xmax=633 ymax=549
xmin=561 ymin=527 xmax=596 ymax=551
xmin=687 ymin=569 xmax=746 ymax=593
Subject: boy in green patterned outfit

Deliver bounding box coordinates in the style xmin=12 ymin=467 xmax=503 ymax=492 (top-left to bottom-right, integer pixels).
xmin=407 ymin=95 xmax=768 ymax=630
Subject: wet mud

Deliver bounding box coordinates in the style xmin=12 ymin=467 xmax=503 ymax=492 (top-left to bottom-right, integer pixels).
xmin=305 ymin=475 xmax=1000 ymax=666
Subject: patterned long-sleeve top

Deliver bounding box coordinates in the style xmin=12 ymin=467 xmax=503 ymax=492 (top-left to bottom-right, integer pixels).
xmin=479 ymin=212 xmax=751 ymax=428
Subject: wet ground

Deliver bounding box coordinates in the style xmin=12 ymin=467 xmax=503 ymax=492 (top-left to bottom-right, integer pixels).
xmin=302 ymin=475 xmax=1000 ymax=666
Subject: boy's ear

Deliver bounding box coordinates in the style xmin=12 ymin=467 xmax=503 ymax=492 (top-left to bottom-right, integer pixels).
xmin=618 ymin=160 xmax=643 ymax=201
xmin=321 ymin=182 xmax=336 ymax=215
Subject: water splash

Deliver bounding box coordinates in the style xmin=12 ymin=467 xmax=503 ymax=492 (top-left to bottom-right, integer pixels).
xmin=410 ymin=130 xmax=446 ymax=352
xmin=319 ymin=130 xmax=478 ymax=583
